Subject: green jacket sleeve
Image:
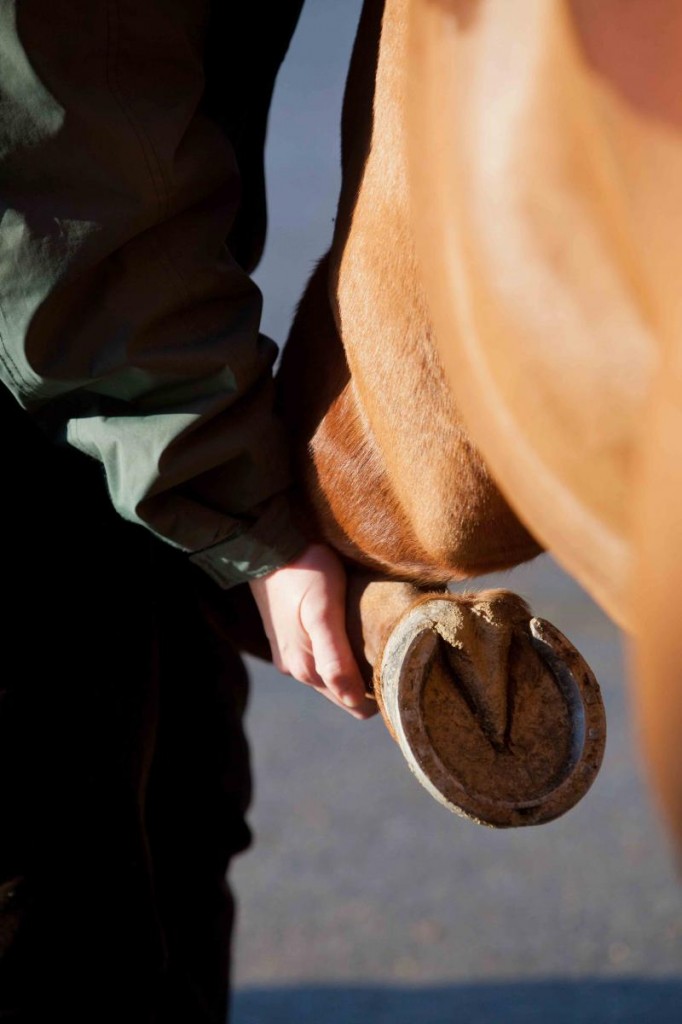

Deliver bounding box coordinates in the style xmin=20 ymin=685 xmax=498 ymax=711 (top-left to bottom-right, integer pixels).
xmin=0 ymin=0 xmax=306 ymax=586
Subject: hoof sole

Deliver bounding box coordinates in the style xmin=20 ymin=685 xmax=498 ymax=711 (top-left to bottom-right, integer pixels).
xmin=379 ymin=593 xmax=606 ymax=828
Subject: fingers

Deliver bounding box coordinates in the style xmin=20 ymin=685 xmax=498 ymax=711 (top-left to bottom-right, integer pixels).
xmin=270 ymin=640 xmax=374 ymax=721
xmin=300 ymin=590 xmax=376 ymax=718
xmin=248 ymin=543 xmax=378 ymax=720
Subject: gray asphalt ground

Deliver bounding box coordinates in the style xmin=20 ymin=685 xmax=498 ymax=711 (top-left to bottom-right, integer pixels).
xmin=231 ymin=3 xmax=682 ymax=1021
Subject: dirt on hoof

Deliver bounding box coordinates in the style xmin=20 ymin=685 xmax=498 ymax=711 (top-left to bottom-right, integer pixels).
xmin=378 ymin=591 xmax=606 ymax=827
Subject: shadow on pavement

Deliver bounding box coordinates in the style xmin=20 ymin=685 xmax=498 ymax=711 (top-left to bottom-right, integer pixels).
xmin=232 ymin=979 xmax=682 ymax=1023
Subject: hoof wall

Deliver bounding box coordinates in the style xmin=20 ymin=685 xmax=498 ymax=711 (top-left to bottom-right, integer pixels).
xmin=379 ymin=591 xmax=606 ymax=828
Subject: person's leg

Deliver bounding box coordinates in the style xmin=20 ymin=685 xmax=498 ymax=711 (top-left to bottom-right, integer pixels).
xmin=146 ymin=554 xmax=252 ymax=1024
xmin=0 ymin=387 xmax=166 ymax=1022
xmin=0 ymin=3 xmax=305 ymax=1018
xmin=0 ymin=387 xmax=254 ymax=1023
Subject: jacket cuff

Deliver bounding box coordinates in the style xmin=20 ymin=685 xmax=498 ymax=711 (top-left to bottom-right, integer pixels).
xmin=189 ymin=492 xmax=307 ymax=588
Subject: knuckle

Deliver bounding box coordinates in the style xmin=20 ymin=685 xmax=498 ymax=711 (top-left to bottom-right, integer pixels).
xmin=289 ymin=659 xmax=316 ymax=686
xmin=302 ymin=612 xmax=331 ymax=639
xmin=317 ymin=659 xmax=346 ymax=685
xmin=301 ymin=592 xmax=333 ymax=624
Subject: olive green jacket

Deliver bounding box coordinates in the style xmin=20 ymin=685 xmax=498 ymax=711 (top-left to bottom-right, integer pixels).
xmin=0 ymin=0 xmax=307 ymax=586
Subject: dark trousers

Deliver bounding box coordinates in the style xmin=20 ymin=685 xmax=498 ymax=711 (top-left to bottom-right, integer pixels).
xmin=0 ymin=0 xmax=310 ymax=1019
xmin=0 ymin=388 xmax=252 ymax=1023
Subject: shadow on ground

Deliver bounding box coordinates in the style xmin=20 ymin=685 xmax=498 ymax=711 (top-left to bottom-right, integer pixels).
xmin=232 ymin=979 xmax=682 ymax=1023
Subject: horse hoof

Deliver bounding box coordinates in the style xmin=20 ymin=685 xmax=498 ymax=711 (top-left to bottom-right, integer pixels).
xmin=377 ymin=590 xmax=606 ymax=827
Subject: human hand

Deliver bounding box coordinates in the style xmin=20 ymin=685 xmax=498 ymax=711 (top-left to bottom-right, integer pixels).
xmin=248 ymin=543 xmax=377 ymax=719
